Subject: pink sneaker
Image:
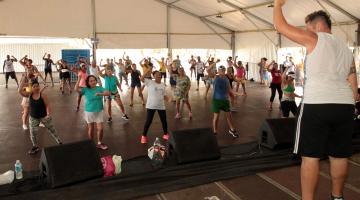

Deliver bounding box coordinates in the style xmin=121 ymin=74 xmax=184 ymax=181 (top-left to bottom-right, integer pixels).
xmin=141 ymin=136 xmax=147 ymax=144
xmin=175 ymin=113 xmax=181 ymax=119
xmin=96 ymin=143 xmax=108 ymax=150
xmin=162 ymin=134 xmax=169 ymax=140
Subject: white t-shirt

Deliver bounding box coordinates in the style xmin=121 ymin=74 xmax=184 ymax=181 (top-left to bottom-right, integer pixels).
xmin=196 ymin=62 xmax=205 ymax=74
xmin=303 ymin=32 xmax=354 ymax=104
xmin=144 ymin=79 xmax=166 ymax=110
xmin=4 ymin=60 xmax=15 ymax=72
xmin=89 ymin=66 xmax=98 ymax=76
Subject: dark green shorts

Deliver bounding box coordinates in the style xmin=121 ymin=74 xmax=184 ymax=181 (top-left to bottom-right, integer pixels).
xmin=211 ymin=99 xmax=230 ymax=113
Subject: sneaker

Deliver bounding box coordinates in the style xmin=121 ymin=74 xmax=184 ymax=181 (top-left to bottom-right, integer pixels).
xmin=331 ymin=195 xmax=344 ymax=200
xmin=96 ymin=143 xmax=108 ymax=150
xmin=107 ymin=117 xmax=112 ymax=123
xmin=188 ymin=112 xmax=193 ymax=119
xmin=55 ymin=138 xmax=62 ymax=145
xmin=39 ymin=123 xmax=45 ymax=127
xmin=228 ymin=129 xmax=239 ymax=138
xmin=28 ymin=146 xmax=40 ymax=155
xmin=141 ymin=136 xmax=147 ymax=144
xmin=122 ymin=114 xmax=129 ymax=120
xmin=162 ymin=134 xmax=169 ymax=140
xmin=175 ymin=113 xmax=181 ymax=119
xmin=22 ymin=124 xmax=28 ymax=130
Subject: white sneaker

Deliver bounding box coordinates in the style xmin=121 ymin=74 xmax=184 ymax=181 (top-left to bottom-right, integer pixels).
xmin=39 ymin=123 xmax=45 ymax=127
xmin=22 ymin=124 xmax=28 ymax=130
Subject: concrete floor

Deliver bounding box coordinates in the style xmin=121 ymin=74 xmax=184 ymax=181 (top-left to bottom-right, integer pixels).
xmin=0 ymin=73 xmax=359 ymax=200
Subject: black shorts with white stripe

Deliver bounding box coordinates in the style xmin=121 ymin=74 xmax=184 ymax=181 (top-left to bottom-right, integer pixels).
xmin=293 ymin=103 xmax=354 ymax=158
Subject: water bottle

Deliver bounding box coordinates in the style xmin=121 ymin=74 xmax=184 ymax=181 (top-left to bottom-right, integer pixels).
xmin=152 ymin=137 xmax=163 ymax=168
xmin=14 ymin=160 xmax=23 ymax=180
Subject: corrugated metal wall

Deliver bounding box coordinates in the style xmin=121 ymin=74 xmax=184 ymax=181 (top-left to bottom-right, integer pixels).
xmin=0 ymin=42 xmax=89 ymax=72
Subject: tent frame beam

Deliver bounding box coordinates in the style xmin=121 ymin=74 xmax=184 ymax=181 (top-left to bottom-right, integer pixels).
xmin=166 ymin=5 xmax=171 ymax=52
xmin=200 ymin=18 xmax=231 ymax=47
xmin=153 ymin=0 xmax=233 ymax=48
xmin=235 ymin=20 xmax=358 ymax=33
xmin=321 ymin=0 xmax=360 ymax=22
xmin=357 ymin=23 xmax=360 ymax=46
xmin=170 ymin=0 xmax=181 ymax=5
xmin=217 ymin=0 xmax=274 ymax=28
xmin=91 ymin=0 xmax=97 ymax=62
xmin=153 ymin=0 xmax=233 ymax=33
xmin=203 ymin=0 xmax=274 ymax=18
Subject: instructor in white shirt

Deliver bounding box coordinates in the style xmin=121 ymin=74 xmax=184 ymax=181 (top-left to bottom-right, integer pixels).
xmin=274 ymin=1 xmax=359 ymax=200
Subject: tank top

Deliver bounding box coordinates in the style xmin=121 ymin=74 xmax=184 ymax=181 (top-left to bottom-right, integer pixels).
xmin=303 ymin=32 xmax=353 ymax=104
xmin=78 ymin=71 xmax=88 ymax=87
xmin=4 ymin=60 xmax=14 ymax=72
xmin=60 ymin=64 xmax=69 ymax=73
xmin=282 ymin=84 xmax=296 ymax=101
xmin=236 ymin=67 xmax=245 ymax=78
xmin=213 ymin=76 xmax=229 ymax=100
xmin=29 ymin=93 xmax=47 ymax=118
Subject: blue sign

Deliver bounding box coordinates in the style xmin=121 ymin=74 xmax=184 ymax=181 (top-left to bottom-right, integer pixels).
xmin=61 ymin=49 xmax=90 ymax=81
xmin=61 ymin=49 xmax=90 ymax=65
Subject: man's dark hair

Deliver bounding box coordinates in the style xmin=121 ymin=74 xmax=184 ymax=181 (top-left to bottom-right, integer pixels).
xmin=305 ymin=10 xmax=331 ymax=29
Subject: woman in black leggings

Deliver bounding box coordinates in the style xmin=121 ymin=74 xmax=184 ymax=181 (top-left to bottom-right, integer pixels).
xmin=268 ymin=61 xmax=283 ymax=110
xmin=140 ymin=71 xmax=169 ymax=144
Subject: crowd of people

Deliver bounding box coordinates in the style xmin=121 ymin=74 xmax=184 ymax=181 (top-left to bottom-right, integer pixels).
xmin=4 ymin=53 xmax=266 ymax=155
xmin=2 ymin=50 xmax=308 ymax=155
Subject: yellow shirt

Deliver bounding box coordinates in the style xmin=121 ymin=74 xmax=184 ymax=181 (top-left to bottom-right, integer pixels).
xmin=141 ymin=64 xmax=152 ymax=78
xmin=158 ymin=61 xmax=166 ymax=72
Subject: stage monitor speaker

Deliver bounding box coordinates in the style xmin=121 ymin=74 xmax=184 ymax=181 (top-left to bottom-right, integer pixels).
xmin=258 ymin=118 xmax=296 ymax=149
xmin=167 ymin=128 xmax=220 ymax=164
xmin=39 ymin=140 xmax=103 ymax=188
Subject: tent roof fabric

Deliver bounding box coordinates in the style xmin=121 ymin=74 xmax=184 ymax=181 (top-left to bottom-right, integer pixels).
xmin=0 ymin=0 xmax=358 ymax=49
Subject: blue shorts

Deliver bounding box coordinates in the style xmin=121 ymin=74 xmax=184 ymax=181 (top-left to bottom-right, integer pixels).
xmin=131 ymin=82 xmax=141 ymax=88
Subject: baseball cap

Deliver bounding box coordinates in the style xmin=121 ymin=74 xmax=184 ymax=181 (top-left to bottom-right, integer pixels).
xmin=218 ymin=65 xmax=226 ymax=71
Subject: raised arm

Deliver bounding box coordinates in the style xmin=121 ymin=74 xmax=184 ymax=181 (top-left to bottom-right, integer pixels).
xmin=267 ymin=61 xmax=275 ymax=72
xmin=42 ymin=53 xmax=47 ymax=60
xmin=11 ymin=56 xmax=18 ymax=62
xmin=74 ymin=75 xmax=82 ymax=94
xmin=273 ymin=0 xmax=317 ymax=52
xmin=98 ymin=68 xmax=106 ymax=78
xmin=19 ymin=55 xmax=27 ymax=67
xmin=139 ymin=58 xmax=145 ymax=65
xmin=234 ymin=56 xmax=238 ymax=66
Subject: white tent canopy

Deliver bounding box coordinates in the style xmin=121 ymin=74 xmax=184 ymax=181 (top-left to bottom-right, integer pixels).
xmin=0 ymin=0 xmax=359 ymax=50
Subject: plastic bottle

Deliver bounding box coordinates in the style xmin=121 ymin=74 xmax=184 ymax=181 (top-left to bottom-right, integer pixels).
xmin=151 ymin=137 xmax=163 ymax=167
xmin=14 ymin=160 xmax=23 ymax=180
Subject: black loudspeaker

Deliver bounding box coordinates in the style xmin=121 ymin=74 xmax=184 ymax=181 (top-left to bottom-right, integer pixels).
xmin=167 ymin=128 xmax=220 ymax=164
xmin=258 ymin=118 xmax=296 ymax=149
xmin=39 ymin=140 xmax=103 ymax=188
